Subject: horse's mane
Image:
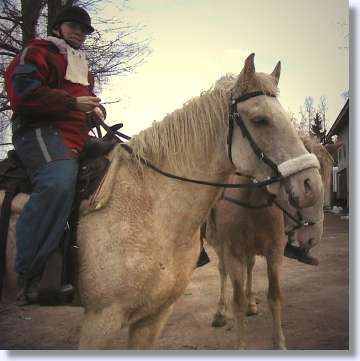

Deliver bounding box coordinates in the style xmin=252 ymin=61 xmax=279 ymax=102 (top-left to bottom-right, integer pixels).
xmin=124 ymin=71 xmax=279 ymax=173
xmin=300 ymin=134 xmax=334 ymax=180
xmin=127 ymin=86 xmax=230 ymax=172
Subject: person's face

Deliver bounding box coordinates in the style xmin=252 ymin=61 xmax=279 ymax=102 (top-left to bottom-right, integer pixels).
xmin=59 ymin=22 xmax=88 ymax=48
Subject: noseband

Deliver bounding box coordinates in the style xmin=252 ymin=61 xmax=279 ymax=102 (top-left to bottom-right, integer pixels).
xmin=227 ymin=91 xmax=320 ymax=180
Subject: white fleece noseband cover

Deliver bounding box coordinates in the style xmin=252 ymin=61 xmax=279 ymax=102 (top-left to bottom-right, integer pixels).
xmin=278 ymin=153 xmax=320 ymax=178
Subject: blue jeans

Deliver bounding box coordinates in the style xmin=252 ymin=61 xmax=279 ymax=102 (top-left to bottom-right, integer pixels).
xmin=13 ymin=126 xmax=79 ymax=279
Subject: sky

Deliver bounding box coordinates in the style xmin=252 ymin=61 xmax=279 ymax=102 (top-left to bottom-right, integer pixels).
xmin=98 ymin=0 xmax=349 ymax=137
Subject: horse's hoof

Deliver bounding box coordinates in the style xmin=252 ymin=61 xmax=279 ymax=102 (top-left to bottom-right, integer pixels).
xmin=246 ymin=304 xmax=258 ymax=316
xmin=273 ymin=338 xmax=287 ymax=350
xmin=211 ymin=313 xmax=227 ymax=327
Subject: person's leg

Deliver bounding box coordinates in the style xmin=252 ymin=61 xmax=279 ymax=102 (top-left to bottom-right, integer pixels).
xmin=15 ymin=158 xmax=78 ymax=279
xmin=12 ymin=126 xmax=79 ymax=303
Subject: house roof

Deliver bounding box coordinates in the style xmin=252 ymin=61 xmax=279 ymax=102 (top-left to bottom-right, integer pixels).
xmin=326 ymin=99 xmax=349 ymax=141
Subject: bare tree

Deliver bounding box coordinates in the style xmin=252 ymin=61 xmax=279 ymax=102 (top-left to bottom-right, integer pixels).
xmin=318 ymin=95 xmax=328 ymax=135
xmin=0 ymin=0 xmax=150 ymax=156
xmin=298 ymin=95 xmax=329 ymax=138
xmin=304 ymin=96 xmax=314 ymax=133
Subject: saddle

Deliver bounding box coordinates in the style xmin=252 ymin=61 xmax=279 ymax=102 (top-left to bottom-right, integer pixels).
xmin=0 ymin=137 xmax=117 ymax=304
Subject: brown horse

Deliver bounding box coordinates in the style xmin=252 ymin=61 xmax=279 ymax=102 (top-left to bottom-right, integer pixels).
xmin=205 ymin=139 xmax=333 ymax=349
xmin=2 ymin=54 xmax=322 ymax=349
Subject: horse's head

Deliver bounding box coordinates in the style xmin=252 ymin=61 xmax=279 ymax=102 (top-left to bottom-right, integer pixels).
xmin=285 ymin=140 xmax=333 ymax=255
xmin=228 ymin=53 xmax=323 ymax=209
xmin=284 ymin=185 xmax=324 ymax=254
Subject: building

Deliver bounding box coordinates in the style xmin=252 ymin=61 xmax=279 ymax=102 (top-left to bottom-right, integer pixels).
xmin=325 ymin=99 xmax=349 ymax=212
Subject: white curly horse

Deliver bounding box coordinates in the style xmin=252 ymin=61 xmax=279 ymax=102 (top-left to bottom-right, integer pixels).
xmin=3 ymin=54 xmax=323 ymax=349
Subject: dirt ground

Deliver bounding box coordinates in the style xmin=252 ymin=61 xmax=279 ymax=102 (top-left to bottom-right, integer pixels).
xmin=0 ymin=212 xmax=349 ymax=350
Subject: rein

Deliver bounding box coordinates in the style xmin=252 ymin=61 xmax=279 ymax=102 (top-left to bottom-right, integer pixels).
xmin=97 ymin=118 xmax=283 ymax=189
xmin=97 ymin=90 xmax=317 ymax=189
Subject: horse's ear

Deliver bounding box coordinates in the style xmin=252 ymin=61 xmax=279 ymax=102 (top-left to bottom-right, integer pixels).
xmin=271 ymin=61 xmax=281 ymax=85
xmin=236 ymin=53 xmax=256 ymax=91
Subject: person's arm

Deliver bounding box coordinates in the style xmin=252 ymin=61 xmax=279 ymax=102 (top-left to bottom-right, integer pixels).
xmin=6 ymin=45 xmax=78 ymax=117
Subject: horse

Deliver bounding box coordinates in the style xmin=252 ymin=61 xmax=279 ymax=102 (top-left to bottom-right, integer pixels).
xmin=204 ymin=138 xmax=333 ymax=349
xmin=2 ymin=53 xmax=323 ymax=349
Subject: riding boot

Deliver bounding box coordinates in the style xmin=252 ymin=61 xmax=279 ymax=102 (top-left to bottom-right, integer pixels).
xmin=284 ymin=242 xmax=319 ymax=266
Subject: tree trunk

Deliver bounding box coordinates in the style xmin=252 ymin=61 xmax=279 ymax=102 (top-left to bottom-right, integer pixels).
xmin=21 ymin=0 xmax=44 ymax=44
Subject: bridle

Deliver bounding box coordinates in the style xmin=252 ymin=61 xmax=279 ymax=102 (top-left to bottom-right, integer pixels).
xmin=96 ymin=90 xmax=319 ymax=190
xmin=221 ymin=192 xmax=318 ymax=235
xmin=220 ymin=175 xmax=319 ymax=236
xmin=223 ymin=91 xmax=321 ymax=235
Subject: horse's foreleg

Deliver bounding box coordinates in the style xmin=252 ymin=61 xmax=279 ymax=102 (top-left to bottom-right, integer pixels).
xmin=245 ymin=254 xmax=258 ymax=316
xmin=212 ymin=245 xmax=228 ymax=328
xmin=127 ymin=304 xmax=174 ymax=349
xmin=79 ymin=303 xmax=125 ymax=349
xmin=266 ymin=254 xmax=286 ymax=350
xmin=227 ymin=252 xmax=247 ymax=349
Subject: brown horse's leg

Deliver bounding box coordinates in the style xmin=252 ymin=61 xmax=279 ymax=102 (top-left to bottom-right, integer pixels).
xmin=246 ymin=254 xmax=258 ymax=316
xmin=266 ymin=253 xmax=286 ymax=350
xmin=79 ymin=303 xmax=125 ymax=349
xmin=127 ymin=304 xmax=174 ymax=349
xmin=212 ymin=243 xmax=228 ymax=327
xmin=227 ymin=250 xmax=247 ymax=349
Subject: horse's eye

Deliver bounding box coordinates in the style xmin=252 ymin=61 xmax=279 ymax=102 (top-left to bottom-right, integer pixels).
xmin=252 ymin=117 xmax=270 ymax=126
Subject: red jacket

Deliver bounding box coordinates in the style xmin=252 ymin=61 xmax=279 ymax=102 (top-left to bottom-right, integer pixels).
xmin=5 ymin=39 xmax=106 ymax=153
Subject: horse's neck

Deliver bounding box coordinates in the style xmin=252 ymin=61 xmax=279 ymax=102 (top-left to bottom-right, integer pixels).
xmin=124 ymin=94 xmax=233 ymax=233
xmin=121 ymin=140 xmax=232 ymax=237
xmin=223 ymin=176 xmax=256 ymax=202
xmin=157 ymin=154 xmax=231 ymax=231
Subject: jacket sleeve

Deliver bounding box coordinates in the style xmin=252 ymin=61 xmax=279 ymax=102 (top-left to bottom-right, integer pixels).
xmin=5 ymin=45 xmax=77 ymax=117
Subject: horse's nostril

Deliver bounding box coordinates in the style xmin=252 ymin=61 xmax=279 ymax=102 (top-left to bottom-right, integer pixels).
xmin=304 ymin=178 xmax=312 ymax=193
xmin=289 ymin=192 xmax=300 ymax=208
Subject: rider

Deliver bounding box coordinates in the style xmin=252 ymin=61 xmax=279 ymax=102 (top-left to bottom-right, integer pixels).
xmin=5 ymin=5 xmax=106 ymax=304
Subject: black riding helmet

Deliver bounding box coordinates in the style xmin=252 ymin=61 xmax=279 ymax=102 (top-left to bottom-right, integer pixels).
xmin=52 ymin=6 xmax=94 ymax=34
